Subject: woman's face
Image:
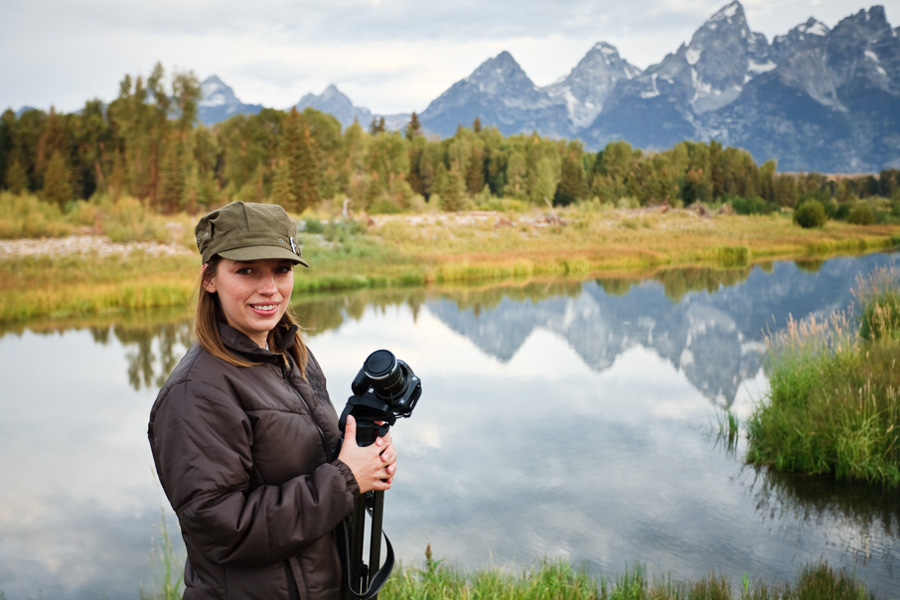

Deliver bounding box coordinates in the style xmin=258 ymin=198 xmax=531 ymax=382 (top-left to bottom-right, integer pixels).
xmin=204 ymin=258 xmax=295 ymax=348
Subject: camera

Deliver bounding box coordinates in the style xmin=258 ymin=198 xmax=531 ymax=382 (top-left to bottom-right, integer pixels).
xmin=338 ymin=349 xmax=422 ymax=447
xmin=336 ymin=350 xmax=421 ymax=598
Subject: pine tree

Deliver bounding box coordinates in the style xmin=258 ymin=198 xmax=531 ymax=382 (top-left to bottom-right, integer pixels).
xmin=434 ymin=162 xmax=465 ymax=211
xmin=369 ymin=117 xmax=386 ymax=135
xmin=41 ymin=150 xmax=74 ymax=207
xmin=0 ymin=109 xmax=15 ymax=190
xmin=405 ymin=112 xmax=421 ymax=140
xmin=4 ymin=158 xmax=28 ymax=193
xmin=271 ymin=108 xmax=320 ymax=212
xmin=554 ymin=142 xmax=588 ymax=206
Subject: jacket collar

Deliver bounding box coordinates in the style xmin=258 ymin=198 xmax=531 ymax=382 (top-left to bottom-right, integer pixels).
xmin=218 ymin=320 xmax=299 ymax=364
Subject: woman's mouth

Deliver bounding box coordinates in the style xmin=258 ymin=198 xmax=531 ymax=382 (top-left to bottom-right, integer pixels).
xmin=251 ymin=303 xmax=279 ymax=312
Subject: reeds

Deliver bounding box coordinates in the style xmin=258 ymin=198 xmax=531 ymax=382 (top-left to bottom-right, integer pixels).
xmin=747 ymin=266 xmax=900 ymax=486
xmin=140 ymin=510 xmax=184 ymax=600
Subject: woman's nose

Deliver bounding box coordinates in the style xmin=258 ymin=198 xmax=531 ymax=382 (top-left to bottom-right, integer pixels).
xmin=258 ymin=272 xmax=278 ymax=294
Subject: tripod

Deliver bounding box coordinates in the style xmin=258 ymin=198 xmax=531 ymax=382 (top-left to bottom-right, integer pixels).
xmin=339 ymin=420 xmax=395 ymax=600
xmin=337 ymin=349 xmax=420 ymax=600
xmin=343 ymin=490 xmax=392 ymax=600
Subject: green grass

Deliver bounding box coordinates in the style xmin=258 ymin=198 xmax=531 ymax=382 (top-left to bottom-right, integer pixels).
xmin=715 ymin=409 xmax=741 ymax=456
xmin=2 ymin=556 xmax=879 ymax=600
xmin=747 ymin=266 xmax=900 ymax=486
xmin=377 ymin=548 xmax=878 ymax=600
xmin=140 ymin=510 xmax=184 ymax=600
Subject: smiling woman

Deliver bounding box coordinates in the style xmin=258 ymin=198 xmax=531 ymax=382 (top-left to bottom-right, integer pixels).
xmin=201 ymin=257 xmax=297 ymax=349
xmin=148 ymin=201 xmax=399 ymax=600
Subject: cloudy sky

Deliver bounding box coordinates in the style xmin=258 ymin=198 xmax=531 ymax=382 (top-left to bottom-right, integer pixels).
xmin=3 ymin=0 xmax=898 ymax=116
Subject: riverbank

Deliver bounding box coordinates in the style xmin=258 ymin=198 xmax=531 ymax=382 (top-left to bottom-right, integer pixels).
xmin=139 ymin=553 xmax=881 ymax=600
xmin=1 ymin=205 xmax=899 ymax=323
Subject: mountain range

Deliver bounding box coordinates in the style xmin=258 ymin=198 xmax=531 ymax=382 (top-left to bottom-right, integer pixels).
xmin=197 ymin=1 xmax=900 ymax=174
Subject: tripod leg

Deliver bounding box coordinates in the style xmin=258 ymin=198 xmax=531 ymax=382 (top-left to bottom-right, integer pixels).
xmin=349 ymin=496 xmax=369 ymax=593
xmin=368 ymin=490 xmax=384 ymax=585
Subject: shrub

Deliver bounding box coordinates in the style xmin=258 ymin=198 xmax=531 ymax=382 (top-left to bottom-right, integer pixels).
xmin=728 ymin=195 xmax=777 ymax=215
xmin=793 ymin=199 xmax=827 ymax=229
xmin=847 ymin=202 xmax=875 ymax=225
xmin=0 ymin=192 xmax=71 ymax=238
xmin=102 ymin=196 xmax=170 ymax=243
xmin=303 ymin=217 xmax=325 ymax=234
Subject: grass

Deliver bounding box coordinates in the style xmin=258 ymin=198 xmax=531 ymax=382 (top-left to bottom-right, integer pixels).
xmin=2 ymin=194 xmax=900 ymax=323
xmin=714 ymin=409 xmax=742 ymax=456
xmin=127 ymin=500 xmax=886 ymax=600
xmin=136 ymin=536 xmax=881 ymax=600
xmin=747 ymin=265 xmax=900 ymax=487
xmin=376 ymin=547 xmax=878 ymax=600
xmin=140 ymin=510 xmax=184 ymax=600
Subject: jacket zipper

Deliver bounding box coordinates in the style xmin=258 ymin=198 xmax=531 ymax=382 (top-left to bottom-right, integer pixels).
xmin=282 ymin=364 xmax=331 ymax=457
xmin=284 ymin=561 xmax=300 ymax=600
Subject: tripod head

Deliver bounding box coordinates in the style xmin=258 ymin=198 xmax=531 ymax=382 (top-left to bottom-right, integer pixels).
xmin=339 ymin=349 xmax=421 ymax=447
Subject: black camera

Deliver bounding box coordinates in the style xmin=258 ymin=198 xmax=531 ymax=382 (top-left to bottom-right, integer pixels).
xmin=338 ymin=349 xmax=422 ymax=447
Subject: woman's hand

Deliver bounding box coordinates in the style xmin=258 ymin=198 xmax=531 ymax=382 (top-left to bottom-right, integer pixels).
xmin=338 ymin=415 xmax=398 ymax=494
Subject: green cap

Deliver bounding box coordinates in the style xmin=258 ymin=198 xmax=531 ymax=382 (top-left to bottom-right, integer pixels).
xmin=195 ymin=202 xmax=309 ymax=267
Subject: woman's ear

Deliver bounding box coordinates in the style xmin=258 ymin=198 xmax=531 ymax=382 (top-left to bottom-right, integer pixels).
xmin=202 ymin=264 xmax=216 ymax=293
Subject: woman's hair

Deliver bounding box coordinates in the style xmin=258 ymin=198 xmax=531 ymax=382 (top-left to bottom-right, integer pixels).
xmin=195 ymin=255 xmax=309 ymax=373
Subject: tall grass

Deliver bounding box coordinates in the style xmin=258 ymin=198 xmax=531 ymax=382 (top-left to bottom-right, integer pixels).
xmin=747 ymin=266 xmax=900 ymax=486
xmin=379 ymin=550 xmax=877 ymax=600
xmin=0 ymin=192 xmax=71 ymax=237
xmin=140 ymin=510 xmax=185 ymax=600
xmin=0 ymin=192 xmax=194 ymax=244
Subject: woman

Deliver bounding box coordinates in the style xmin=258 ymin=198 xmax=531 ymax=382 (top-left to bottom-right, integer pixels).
xmin=148 ymin=201 xmax=397 ymax=599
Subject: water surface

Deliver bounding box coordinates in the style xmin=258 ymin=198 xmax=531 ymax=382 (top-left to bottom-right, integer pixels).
xmin=0 ymin=253 xmax=898 ymax=599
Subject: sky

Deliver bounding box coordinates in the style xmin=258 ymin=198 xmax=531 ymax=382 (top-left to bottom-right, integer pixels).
xmin=3 ymin=0 xmax=899 ymax=117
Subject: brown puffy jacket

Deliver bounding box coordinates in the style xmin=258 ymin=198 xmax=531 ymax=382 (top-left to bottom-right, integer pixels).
xmin=148 ymin=321 xmax=358 ymax=599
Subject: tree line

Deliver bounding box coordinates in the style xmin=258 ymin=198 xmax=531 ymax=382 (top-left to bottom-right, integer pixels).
xmin=3 ymin=63 xmax=900 ymax=217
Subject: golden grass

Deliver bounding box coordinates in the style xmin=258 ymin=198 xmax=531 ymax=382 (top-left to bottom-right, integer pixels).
xmin=1 ymin=206 xmax=898 ymax=323
xmin=366 ymin=208 xmax=898 ymax=277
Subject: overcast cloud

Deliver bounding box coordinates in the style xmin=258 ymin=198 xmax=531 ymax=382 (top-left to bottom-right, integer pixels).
xmin=3 ymin=0 xmax=898 ymax=116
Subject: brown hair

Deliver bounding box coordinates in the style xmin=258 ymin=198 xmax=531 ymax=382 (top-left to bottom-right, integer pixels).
xmin=195 ymin=255 xmax=308 ymax=373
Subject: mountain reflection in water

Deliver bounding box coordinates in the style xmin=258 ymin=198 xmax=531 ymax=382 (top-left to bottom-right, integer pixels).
xmin=0 ymin=252 xmax=897 ymax=599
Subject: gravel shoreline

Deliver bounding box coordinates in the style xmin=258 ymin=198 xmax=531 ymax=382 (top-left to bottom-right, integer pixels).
xmin=0 ymin=235 xmax=194 ymax=259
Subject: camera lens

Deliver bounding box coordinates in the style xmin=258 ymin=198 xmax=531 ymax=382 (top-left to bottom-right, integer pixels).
xmin=364 ymin=349 xmax=405 ymax=397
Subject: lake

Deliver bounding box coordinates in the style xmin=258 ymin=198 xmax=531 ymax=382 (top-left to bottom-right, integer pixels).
xmin=0 ymin=252 xmax=898 ymax=599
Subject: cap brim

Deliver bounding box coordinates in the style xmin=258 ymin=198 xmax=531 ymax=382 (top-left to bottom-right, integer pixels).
xmin=218 ymin=245 xmax=310 ymax=268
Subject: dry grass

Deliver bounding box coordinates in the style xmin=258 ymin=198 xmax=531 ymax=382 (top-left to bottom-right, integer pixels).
xmin=2 ymin=203 xmax=899 ymax=323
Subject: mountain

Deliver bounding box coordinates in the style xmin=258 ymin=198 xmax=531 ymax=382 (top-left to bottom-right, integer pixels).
xmin=704 ymin=5 xmax=900 ymax=172
xmin=580 ymin=1 xmax=776 ymax=150
xmin=197 ymin=75 xmax=263 ymax=126
xmin=192 ymin=2 xmax=900 ymax=172
xmin=544 ymin=42 xmax=641 ymax=130
xmin=293 ymin=84 xmax=374 ymax=129
xmin=416 ymin=1 xmax=900 ymax=171
xmin=14 ymin=106 xmax=39 ymax=118
xmin=419 ymin=51 xmax=571 ymax=138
